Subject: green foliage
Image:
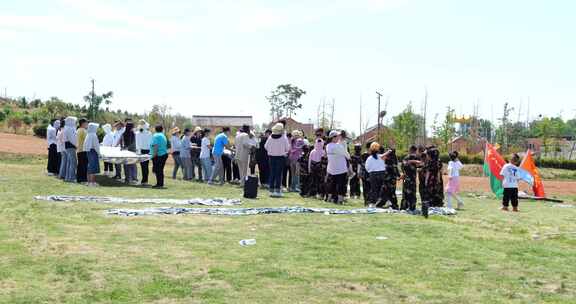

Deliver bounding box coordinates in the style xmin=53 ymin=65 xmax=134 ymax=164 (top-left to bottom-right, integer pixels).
xmin=267 ymin=84 xmax=306 ymax=120
xmin=7 ymin=112 xmax=23 ymax=133
xmin=432 ymin=106 xmax=456 ymax=152
xmin=536 ymin=158 xmax=576 ymax=170
xmin=33 ymin=124 xmax=47 ymax=138
xmin=0 ymin=111 xmax=5 ymax=122
xmin=84 ymin=88 xmax=114 ymax=121
xmin=390 ymin=102 xmax=424 ymax=151
xmin=22 ymin=115 xmax=32 ymax=126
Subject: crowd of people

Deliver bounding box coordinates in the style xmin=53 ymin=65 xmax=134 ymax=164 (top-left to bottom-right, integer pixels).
xmin=46 ymin=117 xmax=526 ymax=214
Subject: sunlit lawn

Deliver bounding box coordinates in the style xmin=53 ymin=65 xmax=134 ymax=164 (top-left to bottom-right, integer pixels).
xmin=1 ymin=154 xmax=575 ymax=303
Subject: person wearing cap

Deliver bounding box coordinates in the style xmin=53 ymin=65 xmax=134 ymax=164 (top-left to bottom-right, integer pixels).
xmin=199 ymin=128 xmax=212 ymax=182
xmin=235 ymin=124 xmax=257 ymax=186
xmin=349 ymin=144 xmax=363 ymax=199
xmin=265 ymin=123 xmax=291 ymax=197
xmin=84 ymin=122 xmax=101 ymax=187
xmin=170 ymin=127 xmax=183 ymax=179
xmin=288 ymin=130 xmax=305 ymax=192
xmin=190 ymin=126 xmax=204 ymax=181
xmin=180 ymin=128 xmax=193 ymax=181
xmin=209 ymin=127 xmax=232 ymax=185
xmin=326 ymin=130 xmax=350 ymax=204
xmin=135 ymin=120 xmax=152 ymax=185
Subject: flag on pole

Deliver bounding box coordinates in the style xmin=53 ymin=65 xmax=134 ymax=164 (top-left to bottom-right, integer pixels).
xmin=520 ymin=149 xmax=545 ymax=197
xmin=483 ymin=143 xmax=505 ymax=198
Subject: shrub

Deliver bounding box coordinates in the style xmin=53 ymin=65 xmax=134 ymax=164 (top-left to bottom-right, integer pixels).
xmin=0 ymin=111 xmax=5 ymax=122
xmin=33 ymin=124 xmax=48 ymax=138
xmin=536 ymin=158 xmax=576 ymax=170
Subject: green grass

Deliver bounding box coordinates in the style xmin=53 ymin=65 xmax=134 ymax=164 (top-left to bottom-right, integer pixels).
xmin=1 ymin=155 xmax=576 ymax=303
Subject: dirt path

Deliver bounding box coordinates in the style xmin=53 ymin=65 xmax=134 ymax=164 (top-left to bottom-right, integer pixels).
xmin=0 ymin=132 xmax=46 ymax=155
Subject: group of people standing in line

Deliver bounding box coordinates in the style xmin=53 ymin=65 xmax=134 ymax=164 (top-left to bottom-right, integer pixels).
xmin=46 ymin=117 xmax=169 ymax=188
xmin=46 ymin=117 xmax=469 ymax=214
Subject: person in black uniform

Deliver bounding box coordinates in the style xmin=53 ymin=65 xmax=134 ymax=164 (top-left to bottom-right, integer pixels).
xmin=380 ymin=148 xmax=400 ymax=209
xmin=349 ymin=144 xmax=362 ymax=199
xmin=401 ymin=145 xmax=422 ymax=212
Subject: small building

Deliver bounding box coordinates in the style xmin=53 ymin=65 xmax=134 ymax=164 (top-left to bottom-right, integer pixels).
xmin=191 ymin=115 xmax=253 ymax=132
xmin=450 ymin=135 xmax=487 ymax=155
xmin=269 ymin=117 xmax=315 ymax=137
xmin=353 ymin=125 xmax=395 ymax=148
xmin=525 ymin=137 xmax=576 ymax=159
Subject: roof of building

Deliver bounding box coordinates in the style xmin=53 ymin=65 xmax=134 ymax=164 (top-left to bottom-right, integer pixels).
xmin=191 ymin=115 xmax=253 ymax=127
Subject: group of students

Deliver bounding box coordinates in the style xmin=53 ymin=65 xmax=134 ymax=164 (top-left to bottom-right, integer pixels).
xmin=46 ymin=117 xmax=524 ymax=213
xmin=46 ymin=117 xmax=169 ymax=188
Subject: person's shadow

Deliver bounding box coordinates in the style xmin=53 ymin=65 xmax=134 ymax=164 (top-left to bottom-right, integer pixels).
xmin=95 ymin=175 xmax=153 ymax=189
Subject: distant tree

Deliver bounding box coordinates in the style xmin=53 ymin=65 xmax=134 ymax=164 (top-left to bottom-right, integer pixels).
xmin=478 ymin=118 xmax=493 ymax=142
xmin=31 ymin=99 xmax=43 ymax=108
xmin=390 ymin=103 xmax=424 ymax=151
xmin=7 ymin=112 xmax=23 ymax=133
xmin=432 ymin=106 xmax=456 ymax=152
xmin=495 ymin=103 xmax=514 ymax=152
xmin=266 ymin=84 xmax=306 ymax=121
xmin=83 ymin=86 xmax=113 ymax=120
xmin=17 ymin=97 xmax=28 ymax=109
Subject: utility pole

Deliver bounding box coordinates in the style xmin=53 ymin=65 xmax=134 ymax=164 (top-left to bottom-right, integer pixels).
xmin=422 ymin=88 xmax=428 ymax=144
xmin=359 ymin=97 xmax=363 ymax=144
xmin=376 ymin=91 xmax=383 ymax=141
xmin=91 ymin=78 xmax=95 ymax=119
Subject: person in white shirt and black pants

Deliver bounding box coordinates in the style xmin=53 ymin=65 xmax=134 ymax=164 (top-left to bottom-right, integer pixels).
xmin=364 ymin=142 xmax=391 ymax=208
xmin=46 ymin=119 xmax=61 ymax=176
xmin=500 ymin=153 xmax=522 ymax=212
xmin=136 ymin=121 xmax=152 ymax=185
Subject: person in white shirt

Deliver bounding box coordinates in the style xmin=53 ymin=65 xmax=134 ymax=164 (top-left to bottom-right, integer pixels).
xmin=364 ymin=142 xmax=391 ymax=208
xmin=112 ymin=122 xmax=124 ymax=179
xmin=500 ymin=153 xmax=522 ymax=212
xmin=56 ymin=118 xmax=67 ymax=179
xmin=326 ymin=130 xmax=350 ymax=204
xmin=46 ymin=119 xmax=60 ymax=176
xmin=135 ymin=120 xmax=152 ymax=184
xmin=170 ymin=127 xmax=183 ymax=179
xmin=101 ymin=124 xmax=115 ymax=176
xmin=445 ymin=151 xmax=464 ymax=209
xmin=199 ymin=128 xmax=212 ymax=182
xmin=84 ymin=122 xmax=100 ymax=187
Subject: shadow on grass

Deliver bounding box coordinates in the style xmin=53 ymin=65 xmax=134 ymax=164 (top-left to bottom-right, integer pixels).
xmin=94 ymin=175 xmax=155 ymax=189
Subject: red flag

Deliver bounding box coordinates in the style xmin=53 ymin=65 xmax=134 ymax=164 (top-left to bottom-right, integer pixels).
xmin=485 ymin=143 xmax=506 ymax=180
xmin=520 ymin=149 xmax=545 ymax=198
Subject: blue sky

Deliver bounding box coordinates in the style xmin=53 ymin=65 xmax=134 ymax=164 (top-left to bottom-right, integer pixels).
xmin=1 ymin=0 xmax=575 ymax=132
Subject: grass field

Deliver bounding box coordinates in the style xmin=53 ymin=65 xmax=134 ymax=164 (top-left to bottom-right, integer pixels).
xmin=1 ymin=154 xmax=576 ymax=303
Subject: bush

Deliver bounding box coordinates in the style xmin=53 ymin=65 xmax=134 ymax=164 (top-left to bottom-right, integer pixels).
xmin=33 ymin=124 xmax=48 ymax=138
xmin=0 ymin=111 xmax=5 ymax=122
xmin=536 ymin=158 xmax=576 ymax=170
